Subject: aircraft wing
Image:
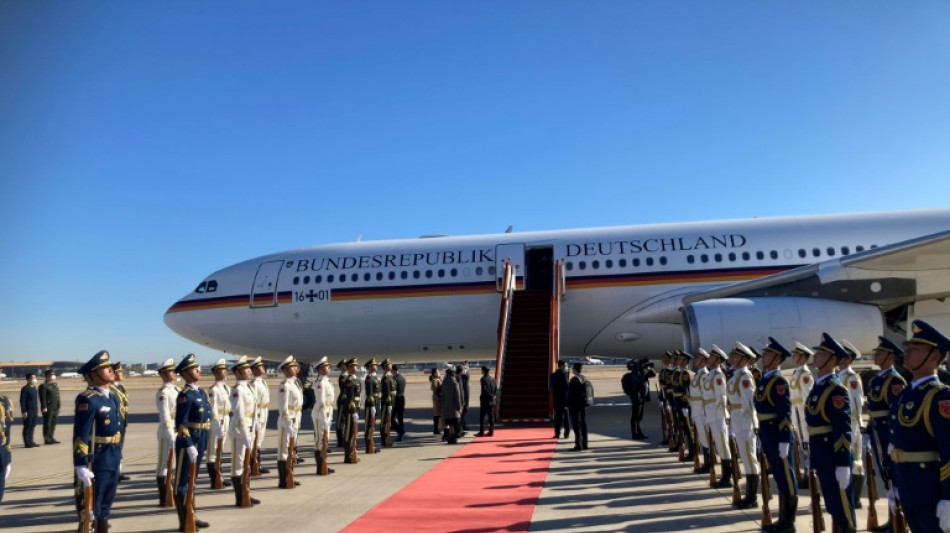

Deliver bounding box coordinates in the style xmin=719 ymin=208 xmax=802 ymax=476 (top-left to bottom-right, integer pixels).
xmin=682 ymin=228 xmax=950 ymax=308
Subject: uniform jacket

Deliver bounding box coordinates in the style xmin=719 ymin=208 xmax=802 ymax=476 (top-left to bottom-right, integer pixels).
xmin=20 ymin=383 xmax=39 ymax=415
xmin=364 ymin=373 xmax=381 ymax=412
xmin=251 ymin=376 xmax=270 ymax=430
xmin=888 ymin=376 xmax=950 ymax=504
xmin=0 ymin=395 xmax=13 ymax=458
xmin=837 ymin=367 xmax=865 ymax=432
xmin=229 ymin=380 xmax=256 ymax=442
xmin=459 ymin=371 xmax=470 ymax=408
xmin=755 ymin=369 xmax=793 ymax=444
xmin=727 ymin=367 xmax=757 ymax=431
xmin=156 ymin=381 xmax=178 ymax=435
xmin=175 ymin=384 xmax=211 ymax=449
xmin=805 ymin=373 xmax=852 ymax=468
xmin=381 ymin=372 xmax=396 ymax=407
xmin=703 ymin=367 xmax=729 ymax=422
xmin=340 ymin=373 xmax=362 ymax=415
xmin=39 ymin=380 xmax=60 ymax=412
xmin=866 ymin=367 xmax=905 ymax=479
xmin=110 ymin=383 xmax=129 ymax=423
xmin=440 ymin=375 xmax=462 ymax=419
xmin=207 ymin=380 xmax=232 ymax=436
xmin=73 ymin=387 xmax=123 ymax=471
xmin=312 ymin=375 xmax=336 ymax=427
xmin=278 ymin=377 xmax=303 ymax=430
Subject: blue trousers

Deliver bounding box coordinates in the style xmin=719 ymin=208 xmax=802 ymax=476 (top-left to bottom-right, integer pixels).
xmin=175 ymin=431 xmax=207 ymax=495
xmin=93 ymin=468 xmax=118 ymax=519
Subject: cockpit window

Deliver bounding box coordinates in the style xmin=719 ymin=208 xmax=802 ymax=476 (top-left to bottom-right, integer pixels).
xmin=194 ymin=282 xmax=206 ymax=293
xmin=206 ymin=280 xmax=218 ymax=293
xmin=194 ymin=280 xmax=218 ymax=294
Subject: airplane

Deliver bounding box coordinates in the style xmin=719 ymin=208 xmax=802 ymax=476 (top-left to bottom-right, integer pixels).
xmin=59 ymin=372 xmax=82 ymax=379
xmin=164 ymin=209 xmax=950 ymax=365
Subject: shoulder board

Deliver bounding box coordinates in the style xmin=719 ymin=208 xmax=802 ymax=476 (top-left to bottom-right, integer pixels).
xmin=79 ymin=390 xmax=97 ymax=398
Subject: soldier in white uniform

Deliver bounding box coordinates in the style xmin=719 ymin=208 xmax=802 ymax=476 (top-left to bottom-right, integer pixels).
xmin=229 ymin=356 xmax=260 ymax=507
xmin=689 ymin=348 xmax=710 ymax=474
xmin=727 ymin=342 xmax=760 ymax=509
xmin=250 ymin=357 xmax=271 ymax=475
xmin=789 ymin=341 xmax=815 ymax=482
xmin=703 ymin=345 xmax=733 ymax=488
xmin=838 ymin=339 xmax=866 ymax=508
xmin=311 ymin=357 xmax=336 ymax=475
xmin=206 ymin=358 xmax=231 ymax=489
xmin=276 ymin=355 xmax=302 ymax=488
xmin=154 ymin=358 xmax=177 ymax=507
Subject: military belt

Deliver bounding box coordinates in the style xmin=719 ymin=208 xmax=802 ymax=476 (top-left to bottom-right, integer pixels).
xmin=807 ymin=425 xmax=832 ymax=435
xmin=686 ymin=396 xmax=702 ymax=402
xmin=791 ymin=399 xmax=803 ymax=405
xmin=672 ymin=393 xmax=684 ymax=398
xmin=757 ymin=413 xmax=777 ymax=421
xmin=868 ymin=410 xmax=889 ymax=419
xmin=259 ymin=403 xmax=269 ymax=408
xmin=703 ymin=398 xmax=716 ymax=404
xmin=890 ymin=448 xmax=938 ymax=463
xmin=288 ymin=406 xmax=302 ymax=412
xmin=94 ymin=434 xmax=122 ymax=444
xmin=188 ymin=422 xmax=211 ymax=430
xmin=729 ymin=403 xmax=742 ymax=410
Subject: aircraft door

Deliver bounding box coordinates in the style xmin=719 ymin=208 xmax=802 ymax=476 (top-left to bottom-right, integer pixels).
xmin=495 ymin=243 xmax=525 ymax=291
xmin=250 ymin=260 xmax=284 ymax=308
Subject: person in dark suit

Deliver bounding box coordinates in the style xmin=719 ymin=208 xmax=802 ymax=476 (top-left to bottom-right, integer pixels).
xmin=567 ymin=363 xmax=589 ymax=451
xmin=457 ymin=363 xmax=470 ymax=435
xmin=475 ymin=366 xmax=497 ymax=437
xmin=19 ymin=373 xmax=39 ymax=448
xmin=550 ymin=360 xmax=570 ymax=439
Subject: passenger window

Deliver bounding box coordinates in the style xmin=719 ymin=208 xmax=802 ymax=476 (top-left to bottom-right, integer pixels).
xmin=687 ymin=255 xmax=695 ymax=264
xmin=659 ymin=257 xmax=667 ymax=265
xmin=756 ymin=251 xmax=764 ymax=260
xmin=605 ymin=259 xmax=613 ymax=268
xmin=728 ymin=253 xmax=736 ymax=262
xmin=812 ymin=248 xmax=821 ymax=257
xmin=388 ymin=272 xmax=395 ymax=280
xmin=293 ymin=277 xmax=300 ymax=286
xmin=364 ymin=273 xmax=371 ymax=281
xmin=856 ymin=245 xmax=865 ymax=252
xmin=592 ymin=260 xmax=600 ymax=269
xmin=714 ymin=253 xmax=722 ymax=262
xmin=826 ymin=247 xmax=835 ymax=257
xmin=400 ymin=271 xmax=408 ymax=279
xmin=742 ymin=252 xmax=750 ymax=261
xmin=450 ymin=268 xmax=458 ymax=277
xmin=475 ymin=267 xmax=484 ymax=276
xmin=438 ymin=269 xmax=445 ymax=278
xmin=841 ymin=246 xmax=850 ymax=255
xmin=770 ymin=250 xmax=778 ymax=259
xmin=315 ymin=275 xmax=322 ymax=284
xmin=488 ymin=266 xmax=496 ymax=275
xmin=328 ymin=275 xmax=335 ymax=283
xmin=633 ymin=258 xmax=641 ymax=267
xmin=425 ymin=270 xmax=433 ymax=278
xmin=646 ymin=257 xmax=654 ymax=266
xmin=566 ymin=262 xmax=573 ymax=271
xmin=376 ymin=272 xmax=383 ymax=281
xmin=700 ymin=255 xmax=708 ymax=264
xmin=304 ymin=276 xmax=310 ymax=284
xmin=413 ymin=271 xmax=421 ymax=279
xmin=351 ymin=273 xmax=358 ymax=282
xmin=798 ymin=249 xmax=806 ymax=258
xmin=619 ymin=259 xmax=627 ymax=267
xmin=578 ymin=261 xmax=587 ymax=270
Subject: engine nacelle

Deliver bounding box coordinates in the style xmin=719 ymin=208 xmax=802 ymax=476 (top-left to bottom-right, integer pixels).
xmin=683 ymin=297 xmax=883 ymax=354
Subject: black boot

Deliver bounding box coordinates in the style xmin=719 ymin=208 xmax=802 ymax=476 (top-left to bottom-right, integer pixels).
xmin=157 ymin=476 xmax=168 ymax=507
xmin=775 ymin=493 xmax=798 ymax=533
xmin=277 ymin=460 xmax=287 ymax=488
xmin=207 ymin=462 xmax=216 ymax=489
xmin=870 ymin=512 xmax=893 ymax=533
xmin=174 ymin=492 xmax=186 ymax=531
xmin=256 ymin=450 xmax=270 ymax=474
xmin=95 ymin=518 xmax=109 ymax=533
xmin=232 ymin=477 xmax=243 ymax=507
xmin=716 ymin=460 xmax=733 ymax=488
xmin=433 ymin=416 xmax=440 ymax=435
xmin=193 ymin=493 xmax=210 ymax=528
xmin=852 ymin=474 xmax=864 ymax=509
xmin=697 ymin=449 xmax=711 ymax=474
xmin=735 ymin=474 xmax=759 ymax=509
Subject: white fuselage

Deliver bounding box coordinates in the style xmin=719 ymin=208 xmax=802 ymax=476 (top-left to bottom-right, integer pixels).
xmin=164 ymin=209 xmax=950 ymax=363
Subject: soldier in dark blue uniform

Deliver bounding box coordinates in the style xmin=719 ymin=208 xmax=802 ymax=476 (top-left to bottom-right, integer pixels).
xmin=805 ymin=333 xmax=856 ymax=533
xmin=173 ymin=354 xmax=211 ymax=531
xmin=865 ymin=336 xmax=906 ymax=532
xmin=0 ymin=392 xmax=13 ymax=504
xmin=888 ymin=320 xmax=950 ymax=533
xmin=756 ymin=337 xmax=798 ymax=533
xmin=73 ymin=350 xmax=124 ymax=533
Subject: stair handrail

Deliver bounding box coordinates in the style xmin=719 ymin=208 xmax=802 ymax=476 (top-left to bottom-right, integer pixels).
xmin=494 ymin=260 xmax=516 ymax=419
xmin=549 ymin=260 xmax=563 ymax=418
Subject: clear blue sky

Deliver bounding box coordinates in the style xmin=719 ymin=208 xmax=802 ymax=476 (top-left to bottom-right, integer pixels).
xmin=1 ymin=2 xmax=948 ymax=366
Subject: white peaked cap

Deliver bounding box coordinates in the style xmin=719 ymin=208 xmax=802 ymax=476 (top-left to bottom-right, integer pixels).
xmin=710 ymin=345 xmax=728 ymax=359
xmin=696 ymin=347 xmax=710 ymax=358
xmin=278 ymin=355 xmax=297 ymax=370
xmin=840 ymin=339 xmax=861 ymax=358
xmin=793 ymin=342 xmax=814 ymax=356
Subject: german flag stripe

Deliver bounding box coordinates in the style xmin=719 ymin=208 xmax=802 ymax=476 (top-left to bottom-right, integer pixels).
xmin=167 ymin=291 xmax=292 ymax=313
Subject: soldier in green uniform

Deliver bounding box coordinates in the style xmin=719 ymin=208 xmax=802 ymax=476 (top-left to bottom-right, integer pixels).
xmin=39 ymin=368 xmax=61 ymax=445
xmin=335 ymin=359 xmax=347 ymax=449
xmin=0 ymin=392 xmax=13 ymax=503
xmin=109 ymin=362 xmax=130 ymax=481
xmin=339 ymin=358 xmax=362 ymax=463
xmin=379 ymin=359 xmax=396 ymax=448
xmin=363 ymin=358 xmax=382 ymax=453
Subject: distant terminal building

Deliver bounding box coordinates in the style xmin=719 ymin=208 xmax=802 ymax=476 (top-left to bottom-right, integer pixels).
xmin=0 ymin=361 xmax=84 ymax=380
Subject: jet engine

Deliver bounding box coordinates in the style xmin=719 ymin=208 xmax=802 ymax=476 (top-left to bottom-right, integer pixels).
xmin=682 ymin=297 xmax=883 ymax=354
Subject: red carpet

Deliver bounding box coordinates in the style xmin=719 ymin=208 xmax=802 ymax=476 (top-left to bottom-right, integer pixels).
xmin=340 ymin=427 xmax=557 ymax=533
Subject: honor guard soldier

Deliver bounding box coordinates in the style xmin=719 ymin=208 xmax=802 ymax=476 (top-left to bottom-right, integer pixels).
xmin=311 ymin=357 xmax=336 ymax=474
xmin=704 ymin=345 xmax=733 ymax=488
xmin=340 ymin=358 xmax=362 ymax=463
xmin=888 ymin=320 xmax=950 ymax=533
xmin=73 ymin=350 xmax=124 ymax=533
xmin=0 ymin=392 xmax=13 ymax=503
xmin=336 ymin=359 xmax=348 ymax=448
xmin=156 ymin=358 xmax=178 ymax=506
xmin=838 ymin=339 xmax=867 ymax=508
xmin=363 ymin=358 xmax=382 ymax=453
xmin=109 ymin=363 xmax=130 ymax=481
xmin=674 ymin=351 xmax=696 ymax=462
xmin=206 ymin=358 xmax=231 ymax=489
xmin=789 ymin=342 xmax=815 ymax=482
xmin=229 ymin=356 xmax=260 ymax=507
xmin=380 ymin=359 xmax=396 ymax=447
xmin=757 ymin=338 xmax=799 ymax=533
xmin=728 ymin=342 xmax=761 ymax=509
xmin=276 ymin=355 xmax=303 ymax=488
xmin=806 ymin=333 xmax=856 ymax=533
xmin=865 ymin=336 xmax=905 ymax=532
xmin=659 ymin=352 xmax=673 ymax=446
xmin=173 ymin=354 xmax=211 ymax=531
xmin=689 ymin=348 xmax=710 ymax=473
xmin=249 ymin=357 xmax=270 ymax=475
xmin=39 ymin=368 xmax=61 ymax=445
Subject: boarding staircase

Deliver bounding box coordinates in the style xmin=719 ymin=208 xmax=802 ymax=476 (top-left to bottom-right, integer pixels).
xmin=495 ymin=261 xmax=563 ymax=422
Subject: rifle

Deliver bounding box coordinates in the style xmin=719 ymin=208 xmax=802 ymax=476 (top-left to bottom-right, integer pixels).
xmin=240 ymin=448 xmax=252 ymax=508
xmin=164 ymin=448 xmax=175 ymax=507
xmin=729 ymin=437 xmax=742 ymax=504
xmin=383 ymin=406 xmax=393 ymax=447
xmin=320 ymin=426 xmax=329 ymax=475
xmin=708 ymin=427 xmax=718 ymax=487
xmin=865 ymin=444 xmax=879 ymax=530
xmin=184 ymin=462 xmax=197 ymax=532
xmin=677 ymin=413 xmax=686 ymax=461
xmin=667 ymin=405 xmax=676 ymax=452
xmin=349 ymin=413 xmax=359 ymax=464
xmin=250 ymin=440 xmax=261 ymax=476
xmin=659 ymin=394 xmax=668 ymax=442
xmin=80 ymin=424 xmax=95 ymax=533
xmin=693 ymin=419 xmax=701 ymax=471
xmin=759 ymin=448 xmax=772 ymax=527
xmin=886 ymin=479 xmax=908 ymax=533
xmin=809 ymin=469 xmax=825 ymax=533
xmin=213 ymin=438 xmax=224 ymax=489
xmin=286 ymin=435 xmax=295 ymax=488
xmin=367 ymin=408 xmax=377 ymax=454
xmin=793 ymin=409 xmax=807 ymax=483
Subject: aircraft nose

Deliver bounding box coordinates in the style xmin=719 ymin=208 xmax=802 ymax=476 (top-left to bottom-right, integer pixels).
xmin=164 ymin=301 xmax=197 ymax=341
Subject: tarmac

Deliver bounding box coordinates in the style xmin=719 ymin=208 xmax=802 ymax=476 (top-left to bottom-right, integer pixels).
xmin=1 ymin=368 xmax=880 ymax=532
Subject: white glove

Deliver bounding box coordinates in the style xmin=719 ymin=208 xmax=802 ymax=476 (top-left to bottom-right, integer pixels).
xmin=387 ymin=405 xmax=392 ymax=414
xmin=289 ymin=425 xmax=298 ymax=439
xmin=216 ymin=425 xmax=225 ymax=441
xmin=937 ymin=500 xmax=950 ymax=531
xmin=243 ymin=434 xmax=253 ymax=450
xmin=370 ymin=406 xmax=376 ymax=418
xmin=255 ymin=422 xmax=263 ymax=433
xmin=779 ymin=442 xmax=789 ymax=459
xmin=886 ymin=489 xmax=896 ymax=514
xmin=681 ymin=408 xmax=689 ymax=417
xmin=835 ymin=466 xmax=851 ymax=490
xmin=352 ymin=412 xmax=359 ymax=423
xmin=5 ymin=463 xmax=11 ymax=480
xmin=186 ymin=445 xmax=198 ymax=464
xmin=76 ymin=466 xmax=95 ymax=488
